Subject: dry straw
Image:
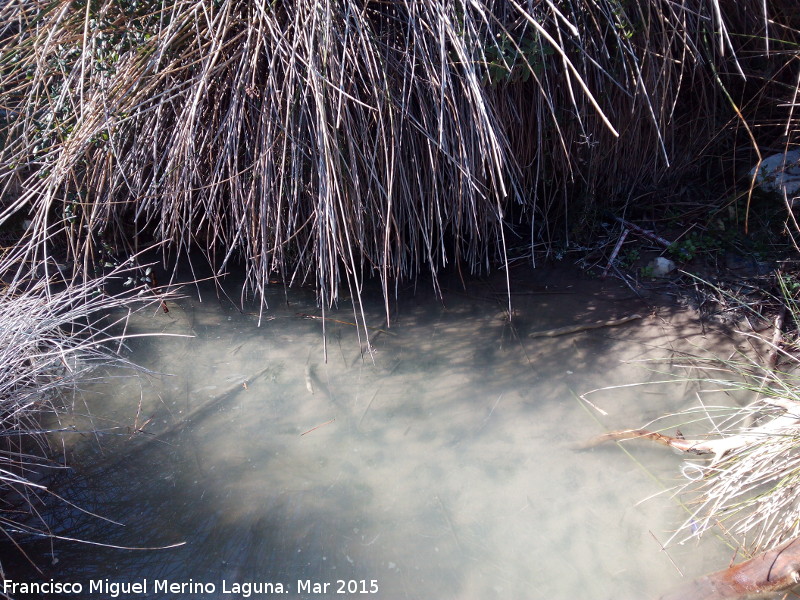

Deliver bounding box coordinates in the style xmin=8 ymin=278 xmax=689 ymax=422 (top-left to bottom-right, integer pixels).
xmin=0 ymin=238 xmax=172 ymax=561
xmin=2 ymin=1 xmax=795 ymax=314
xmin=669 ymin=349 xmax=800 ymax=553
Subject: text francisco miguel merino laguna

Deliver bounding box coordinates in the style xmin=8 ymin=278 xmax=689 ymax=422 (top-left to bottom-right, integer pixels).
xmin=3 ymin=578 xmax=380 ymax=597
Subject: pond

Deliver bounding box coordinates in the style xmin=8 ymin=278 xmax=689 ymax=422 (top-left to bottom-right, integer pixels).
xmin=5 ymin=264 xmax=750 ymax=599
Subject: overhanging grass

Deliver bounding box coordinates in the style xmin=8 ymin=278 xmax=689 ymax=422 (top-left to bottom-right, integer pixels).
xmin=0 ymin=239 xmax=172 ymax=564
xmin=1 ymin=1 xmax=797 ymax=314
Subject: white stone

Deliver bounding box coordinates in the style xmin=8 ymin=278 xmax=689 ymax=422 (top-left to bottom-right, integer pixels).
xmin=649 ymin=256 xmax=676 ymax=277
xmin=751 ymin=149 xmax=800 ymax=198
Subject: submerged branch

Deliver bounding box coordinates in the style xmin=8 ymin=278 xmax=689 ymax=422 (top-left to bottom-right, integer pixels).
xmin=660 ymin=536 xmax=800 ymax=600
xmin=529 ymin=314 xmax=642 ymax=338
xmin=582 ymin=397 xmax=800 ymax=465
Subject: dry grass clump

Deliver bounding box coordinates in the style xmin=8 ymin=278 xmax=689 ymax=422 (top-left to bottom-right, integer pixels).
xmin=665 ymin=352 xmax=800 ymax=553
xmin=0 ymin=1 xmax=797 ymax=312
xmin=0 ymin=0 xmax=523 ymax=314
xmin=0 ymin=240 xmax=168 ymax=562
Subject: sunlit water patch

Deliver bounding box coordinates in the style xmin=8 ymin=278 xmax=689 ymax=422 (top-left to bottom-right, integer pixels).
xmin=7 ymin=267 xmax=745 ymax=599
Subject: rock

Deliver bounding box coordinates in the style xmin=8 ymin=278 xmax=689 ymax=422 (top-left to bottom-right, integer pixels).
xmin=648 ymin=256 xmax=676 ymax=277
xmin=751 ymin=149 xmax=800 ymax=203
xmin=725 ymin=252 xmax=773 ymax=277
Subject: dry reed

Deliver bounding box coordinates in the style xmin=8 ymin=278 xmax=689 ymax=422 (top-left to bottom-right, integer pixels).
xmin=0 ymin=1 xmax=796 ymax=312
xmin=667 ymin=353 xmax=800 ymax=553
xmin=0 ymin=238 xmax=170 ymax=566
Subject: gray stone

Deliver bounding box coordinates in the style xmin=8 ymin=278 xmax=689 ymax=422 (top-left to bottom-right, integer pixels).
xmin=751 ymin=149 xmax=800 ymax=201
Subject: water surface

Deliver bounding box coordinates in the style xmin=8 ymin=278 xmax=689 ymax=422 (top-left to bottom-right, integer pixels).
xmin=12 ymin=266 xmax=746 ymax=599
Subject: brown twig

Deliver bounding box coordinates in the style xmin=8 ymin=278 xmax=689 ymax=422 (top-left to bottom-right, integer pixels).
xmin=296 ymin=313 xmax=395 ymax=336
xmin=767 ymin=306 xmax=786 ymax=371
xmin=613 ymin=217 xmax=673 ymax=249
xmin=529 ymin=314 xmax=642 ymax=338
xmin=300 ymin=418 xmax=336 ymax=437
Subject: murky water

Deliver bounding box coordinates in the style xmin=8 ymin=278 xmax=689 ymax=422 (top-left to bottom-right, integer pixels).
xmin=8 ymin=266 xmax=749 ymax=599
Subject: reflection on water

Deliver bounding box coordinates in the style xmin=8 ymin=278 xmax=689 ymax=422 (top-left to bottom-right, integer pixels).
xmin=8 ymin=267 xmax=740 ymax=599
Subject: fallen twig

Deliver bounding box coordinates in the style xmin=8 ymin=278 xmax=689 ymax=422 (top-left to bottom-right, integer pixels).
xmin=300 ymin=418 xmax=336 ymax=436
xmin=602 ymin=228 xmax=629 ymax=279
xmin=582 ymin=397 xmax=800 ymax=465
xmin=296 ymin=313 xmax=395 ymax=335
xmin=528 ymin=314 xmax=642 ymax=338
xmin=613 ymin=216 xmax=673 ymax=248
xmin=89 ymin=367 xmax=271 ymax=471
xmin=767 ymin=306 xmax=786 ymax=371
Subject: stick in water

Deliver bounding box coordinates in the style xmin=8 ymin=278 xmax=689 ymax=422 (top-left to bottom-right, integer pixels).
xmin=529 ymin=314 xmax=642 ymax=338
xmin=300 ymin=418 xmax=336 ymax=436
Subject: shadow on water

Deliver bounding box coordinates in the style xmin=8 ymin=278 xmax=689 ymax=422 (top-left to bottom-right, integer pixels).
xmin=3 ymin=264 xmax=754 ymax=599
